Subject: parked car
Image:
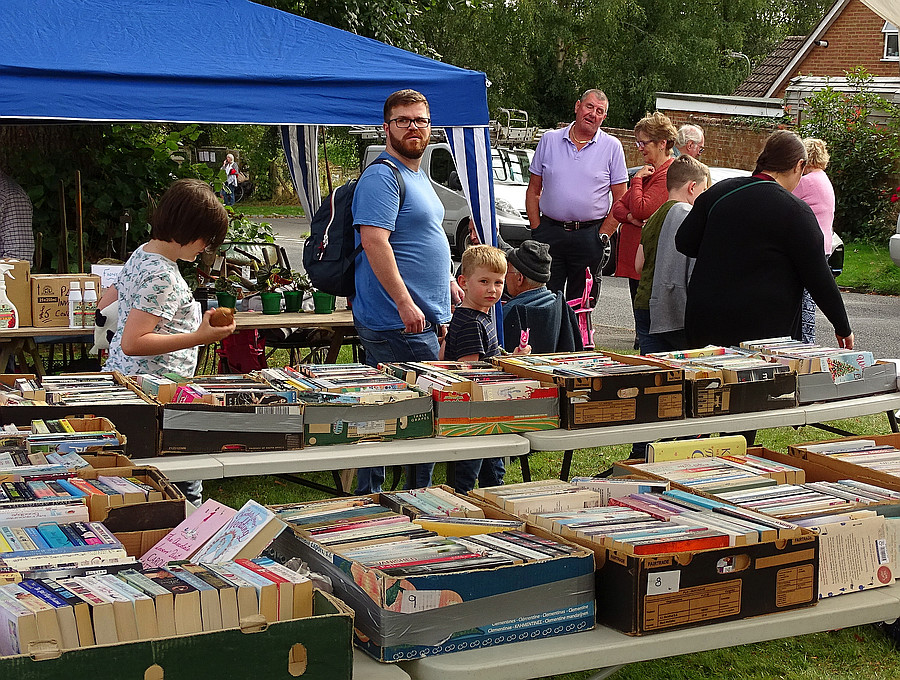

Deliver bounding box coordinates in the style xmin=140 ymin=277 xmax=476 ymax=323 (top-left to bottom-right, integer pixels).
xmin=891 ymin=213 xmax=900 ymax=267
xmin=363 ymin=144 xmax=532 ymax=256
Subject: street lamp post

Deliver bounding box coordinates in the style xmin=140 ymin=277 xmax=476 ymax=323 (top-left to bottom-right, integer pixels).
xmin=726 ymin=51 xmax=752 ymax=78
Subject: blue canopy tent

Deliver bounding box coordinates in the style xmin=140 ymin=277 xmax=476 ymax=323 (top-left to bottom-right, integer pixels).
xmin=0 ymin=0 xmax=497 ymax=247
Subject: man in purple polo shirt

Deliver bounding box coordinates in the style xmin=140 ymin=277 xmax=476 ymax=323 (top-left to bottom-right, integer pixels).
xmin=525 ymin=89 xmax=628 ymax=305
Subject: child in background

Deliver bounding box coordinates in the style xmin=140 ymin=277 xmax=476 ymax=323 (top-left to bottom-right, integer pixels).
xmin=441 ymin=245 xmax=529 ymax=493
xmin=101 ymin=178 xmax=236 ymax=503
xmin=634 ymin=155 xmax=709 ymax=354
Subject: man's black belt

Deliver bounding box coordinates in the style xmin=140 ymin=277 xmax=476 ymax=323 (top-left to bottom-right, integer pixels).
xmin=544 ymin=217 xmax=603 ymax=231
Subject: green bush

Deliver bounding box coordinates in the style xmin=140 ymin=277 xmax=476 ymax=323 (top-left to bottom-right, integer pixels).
xmin=798 ymin=68 xmax=900 ymax=243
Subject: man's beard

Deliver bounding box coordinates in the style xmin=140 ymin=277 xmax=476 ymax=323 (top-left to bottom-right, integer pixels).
xmin=389 ymin=128 xmax=427 ymax=160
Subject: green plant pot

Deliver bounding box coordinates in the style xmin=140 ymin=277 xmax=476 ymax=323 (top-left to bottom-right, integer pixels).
xmin=283 ymin=290 xmax=302 ymax=313
xmin=260 ymin=291 xmax=283 ymax=314
xmin=312 ymin=291 xmax=336 ymax=314
xmin=215 ymin=291 xmax=237 ymax=309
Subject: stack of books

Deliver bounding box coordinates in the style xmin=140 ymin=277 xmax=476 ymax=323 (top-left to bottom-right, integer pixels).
xmin=0 ymin=556 xmax=313 ymax=655
xmin=626 ymin=453 xmax=806 ymax=494
xmin=381 ymin=361 xmax=546 ymax=400
xmin=272 ymin=494 xmax=577 ymax=576
xmin=471 ymin=479 xmax=602 ymax=514
xmin=497 ymin=352 xmax=663 ymax=379
xmin=717 ymin=479 xmax=900 ymax=519
xmin=277 ymin=364 xmax=424 ymax=405
xmin=528 ymin=487 xmax=803 ymax=554
xmin=0 ymin=520 xmax=131 ymax=572
xmin=741 ymin=337 xmax=876 ymax=383
xmin=39 ymin=374 xmax=148 ymax=406
xmin=648 ymin=346 xmax=792 ymax=384
xmin=166 ymin=374 xmax=298 ymax=406
xmin=800 ymin=439 xmax=900 ymax=478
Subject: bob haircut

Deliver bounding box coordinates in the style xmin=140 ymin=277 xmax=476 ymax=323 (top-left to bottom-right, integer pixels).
xmin=150 ymin=178 xmax=229 ymax=250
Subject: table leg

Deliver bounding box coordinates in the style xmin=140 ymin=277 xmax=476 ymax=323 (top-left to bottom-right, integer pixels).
xmin=560 ymin=449 xmax=574 ymax=481
xmin=326 ymin=328 xmax=347 ymax=364
xmin=888 ymin=409 xmax=899 ymax=434
xmin=519 ymin=454 xmax=532 ymax=482
xmin=0 ymin=339 xmax=21 ymax=373
xmin=584 ymin=665 xmax=626 ymax=680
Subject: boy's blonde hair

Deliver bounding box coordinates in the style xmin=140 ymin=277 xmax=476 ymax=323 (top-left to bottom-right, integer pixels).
xmin=461 ymin=244 xmax=507 ymax=277
xmin=666 ymin=155 xmax=709 ymax=192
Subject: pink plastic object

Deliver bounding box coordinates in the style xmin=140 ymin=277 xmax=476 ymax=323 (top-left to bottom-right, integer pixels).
xmin=567 ymin=267 xmax=595 ymax=349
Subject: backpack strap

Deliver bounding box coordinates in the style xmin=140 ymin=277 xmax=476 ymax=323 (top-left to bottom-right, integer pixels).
xmin=368 ymin=158 xmax=406 ymax=210
xmin=352 ymin=158 xmax=408 ymax=264
xmin=708 ymin=179 xmax=769 ymax=216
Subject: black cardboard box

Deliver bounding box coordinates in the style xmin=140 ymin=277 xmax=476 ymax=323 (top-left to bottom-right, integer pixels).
xmin=687 ymin=371 xmax=798 ymax=417
xmin=0 ymin=590 xmax=353 ymax=680
xmin=78 ymin=465 xmax=186 ymax=529
xmin=494 ymin=354 xmax=684 ymax=429
xmin=0 ymin=373 xmax=160 ymax=459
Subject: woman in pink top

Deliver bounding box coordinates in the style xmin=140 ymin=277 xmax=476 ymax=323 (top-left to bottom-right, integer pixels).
xmin=792 ymin=138 xmax=835 ymax=343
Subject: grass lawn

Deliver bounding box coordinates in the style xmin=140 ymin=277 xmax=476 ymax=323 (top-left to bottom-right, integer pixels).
xmin=235 ymin=201 xmax=306 ymax=218
xmin=836 ymin=240 xmax=900 ymax=295
xmin=200 ymin=340 xmax=900 ymax=679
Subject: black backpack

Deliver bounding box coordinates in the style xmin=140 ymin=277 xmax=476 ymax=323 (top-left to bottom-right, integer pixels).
xmin=303 ymin=158 xmax=405 ymax=297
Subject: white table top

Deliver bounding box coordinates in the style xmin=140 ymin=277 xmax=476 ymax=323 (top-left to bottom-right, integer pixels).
xmin=148 ymin=434 xmax=531 ymax=482
xmin=399 ymin=582 xmax=900 ymax=680
xmin=523 ymin=392 xmax=900 ymax=451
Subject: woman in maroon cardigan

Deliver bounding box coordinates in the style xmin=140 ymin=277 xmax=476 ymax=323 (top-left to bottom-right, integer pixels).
xmin=611 ymin=112 xmax=677 ymax=316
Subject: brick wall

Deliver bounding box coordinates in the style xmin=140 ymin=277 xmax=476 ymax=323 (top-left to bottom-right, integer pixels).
xmin=774 ymin=0 xmax=899 ymax=97
xmin=607 ymin=112 xmax=778 ymax=172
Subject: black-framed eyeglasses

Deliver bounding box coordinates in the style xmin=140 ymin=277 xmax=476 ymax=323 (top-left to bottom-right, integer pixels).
xmin=389 ymin=117 xmax=432 ymax=129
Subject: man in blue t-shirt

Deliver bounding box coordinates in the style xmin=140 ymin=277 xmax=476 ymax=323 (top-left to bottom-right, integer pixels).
xmin=350 ymin=89 xmax=463 ymax=494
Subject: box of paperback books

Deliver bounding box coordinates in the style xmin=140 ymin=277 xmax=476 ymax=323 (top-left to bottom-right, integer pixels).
xmin=381 ymin=361 xmax=559 ymax=436
xmin=647 ymin=346 xmax=798 ymax=417
xmin=0 ymin=373 xmax=160 ymax=459
xmin=0 ymin=588 xmax=354 ymax=680
xmin=150 ymin=374 xmax=304 ymax=454
xmin=266 ymin=492 xmax=595 ymax=661
xmin=477 ymin=480 xmax=819 ymax=635
xmin=261 ymin=365 xmax=435 ymax=446
xmin=494 ymin=352 xmax=684 ymax=429
xmin=788 ymin=434 xmax=900 ymax=496
xmin=740 ymin=338 xmax=898 ymax=404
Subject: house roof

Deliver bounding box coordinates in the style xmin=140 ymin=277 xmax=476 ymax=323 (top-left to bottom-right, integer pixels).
xmin=733 ymin=36 xmax=807 ymax=97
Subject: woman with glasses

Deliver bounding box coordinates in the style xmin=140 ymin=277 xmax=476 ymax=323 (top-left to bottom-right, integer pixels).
xmin=610 ymin=111 xmax=678 ymax=343
xmin=675 ymin=130 xmax=853 ymax=350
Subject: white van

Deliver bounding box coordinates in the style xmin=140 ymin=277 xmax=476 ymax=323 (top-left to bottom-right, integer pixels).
xmin=363 ymin=144 xmax=531 ymax=255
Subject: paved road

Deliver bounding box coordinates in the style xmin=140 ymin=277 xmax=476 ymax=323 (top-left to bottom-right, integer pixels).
xmin=261 ymin=216 xmax=899 ymax=358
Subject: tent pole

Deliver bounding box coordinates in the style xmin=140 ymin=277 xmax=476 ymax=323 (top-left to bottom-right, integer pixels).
xmin=320 ymin=127 xmax=333 ymax=194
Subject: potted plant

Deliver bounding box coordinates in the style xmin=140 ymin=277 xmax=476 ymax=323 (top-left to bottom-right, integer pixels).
xmin=283 ymin=269 xmax=312 ymax=313
xmin=213 ymin=274 xmax=243 ymax=309
xmin=255 ymin=265 xmax=291 ymax=314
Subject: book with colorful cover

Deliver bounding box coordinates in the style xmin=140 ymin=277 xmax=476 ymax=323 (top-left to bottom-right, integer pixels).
xmin=140 ymin=499 xmax=236 ymax=568
xmin=190 ymin=500 xmax=279 ymax=565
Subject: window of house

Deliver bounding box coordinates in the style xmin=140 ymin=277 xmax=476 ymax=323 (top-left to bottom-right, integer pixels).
xmin=884 ymin=22 xmax=899 ymax=61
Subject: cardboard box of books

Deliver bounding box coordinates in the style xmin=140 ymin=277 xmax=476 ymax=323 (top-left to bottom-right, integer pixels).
xmin=0 ymin=589 xmax=354 ymax=680
xmin=788 ymin=434 xmax=900 ymax=496
xmin=381 ymin=361 xmax=560 ymax=436
xmin=149 ymin=374 xmax=304 ymax=455
xmin=257 ymin=366 xmax=434 ymax=447
xmin=266 ymin=492 xmax=596 ymax=662
xmin=645 ymin=347 xmax=799 ymax=417
xmin=739 ymin=338 xmax=899 ymax=404
xmin=0 ymin=373 xmax=160 ymax=459
xmin=76 ymin=466 xmax=186 ymax=528
xmin=494 ymin=352 xmax=684 ymax=429
xmin=473 ymin=479 xmax=819 ymax=635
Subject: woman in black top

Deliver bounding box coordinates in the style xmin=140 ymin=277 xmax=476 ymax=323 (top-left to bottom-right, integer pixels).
xmin=675 ymin=130 xmax=854 ymax=349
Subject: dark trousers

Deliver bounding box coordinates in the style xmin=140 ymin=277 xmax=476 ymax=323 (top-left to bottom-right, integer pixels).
xmin=533 ymin=217 xmax=605 ymax=306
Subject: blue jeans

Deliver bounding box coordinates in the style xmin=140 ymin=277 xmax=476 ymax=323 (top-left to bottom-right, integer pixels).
xmin=223 ymin=184 xmax=236 ymax=206
xmin=453 ymin=457 xmax=506 ymax=494
xmin=635 ymin=308 xmax=689 ymax=354
xmin=354 ymin=322 xmax=440 ymax=494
